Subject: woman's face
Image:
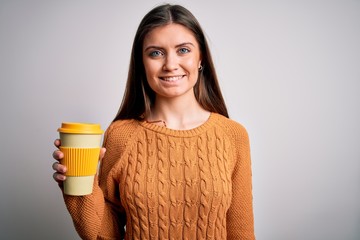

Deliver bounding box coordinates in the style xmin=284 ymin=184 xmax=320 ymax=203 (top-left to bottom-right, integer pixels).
xmin=142 ymin=23 xmax=202 ymax=100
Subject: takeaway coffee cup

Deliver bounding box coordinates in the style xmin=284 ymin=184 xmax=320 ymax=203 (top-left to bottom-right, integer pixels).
xmin=57 ymin=122 xmax=103 ymax=196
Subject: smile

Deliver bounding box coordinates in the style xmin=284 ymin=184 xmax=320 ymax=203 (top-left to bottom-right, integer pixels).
xmin=160 ymin=75 xmax=185 ymax=82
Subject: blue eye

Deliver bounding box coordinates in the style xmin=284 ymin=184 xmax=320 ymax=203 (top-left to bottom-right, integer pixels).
xmin=149 ymin=50 xmax=163 ymax=57
xmin=179 ymin=48 xmax=190 ymax=54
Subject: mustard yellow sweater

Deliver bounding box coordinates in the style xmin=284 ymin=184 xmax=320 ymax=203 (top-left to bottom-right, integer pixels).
xmin=64 ymin=113 xmax=255 ymax=239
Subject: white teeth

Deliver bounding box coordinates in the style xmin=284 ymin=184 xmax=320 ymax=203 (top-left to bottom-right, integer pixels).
xmin=162 ymin=76 xmax=183 ymax=81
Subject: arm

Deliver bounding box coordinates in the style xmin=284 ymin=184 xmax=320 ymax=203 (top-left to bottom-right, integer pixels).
xmin=226 ymin=125 xmax=255 ymax=240
xmin=63 ymin=124 xmax=126 ymax=240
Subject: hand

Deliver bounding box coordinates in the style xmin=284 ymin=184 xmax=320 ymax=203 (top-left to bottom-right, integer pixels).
xmin=51 ymin=139 xmax=106 ymax=187
xmin=52 ymin=139 xmax=66 ymax=185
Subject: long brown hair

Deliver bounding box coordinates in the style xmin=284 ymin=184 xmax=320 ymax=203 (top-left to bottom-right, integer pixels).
xmin=113 ymin=4 xmax=228 ymax=122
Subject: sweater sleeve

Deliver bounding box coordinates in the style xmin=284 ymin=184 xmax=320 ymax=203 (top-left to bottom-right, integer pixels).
xmin=226 ymin=124 xmax=255 ymax=239
xmin=63 ymin=122 xmax=129 ymax=240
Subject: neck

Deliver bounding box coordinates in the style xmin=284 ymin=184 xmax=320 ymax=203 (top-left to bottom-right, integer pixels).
xmin=148 ymin=95 xmax=210 ymax=130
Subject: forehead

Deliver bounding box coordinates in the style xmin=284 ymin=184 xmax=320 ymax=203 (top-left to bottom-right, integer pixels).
xmin=143 ymin=23 xmax=198 ymax=47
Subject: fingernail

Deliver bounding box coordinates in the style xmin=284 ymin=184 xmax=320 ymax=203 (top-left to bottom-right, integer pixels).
xmin=61 ymin=166 xmax=67 ymax=173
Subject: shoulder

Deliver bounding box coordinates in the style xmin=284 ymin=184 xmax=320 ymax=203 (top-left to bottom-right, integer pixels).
xmin=212 ymin=113 xmax=249 ymax=141
xmin=106 ymin=119 xmax=139 ymax=134
xmin=103 ymin=119 xmax=141 ymax=147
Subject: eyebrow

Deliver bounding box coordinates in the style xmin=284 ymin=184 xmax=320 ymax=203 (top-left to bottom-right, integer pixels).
xmin=144 ymin=42 xmax=195 ymax=52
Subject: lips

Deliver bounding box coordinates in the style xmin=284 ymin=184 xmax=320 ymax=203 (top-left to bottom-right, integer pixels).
xmin=160 ymin=75 xmax=185 ymax=82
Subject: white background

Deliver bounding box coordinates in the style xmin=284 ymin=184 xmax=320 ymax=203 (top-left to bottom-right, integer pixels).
xmin=0 ymin=0 xmax=359 ymax=239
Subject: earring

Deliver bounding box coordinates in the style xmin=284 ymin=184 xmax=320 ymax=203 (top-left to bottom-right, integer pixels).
xmin=198 ymin=65 xmax=203 ymax=71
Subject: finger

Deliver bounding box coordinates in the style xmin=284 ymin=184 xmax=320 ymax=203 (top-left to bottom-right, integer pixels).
xmin=52 ymin=162 xmax=67 ymax=173
xmin=54 ymin=139 xmax=61 ymax=148
xmin=53 ymin=172 xmax=66 ymax=182
xmin=99 ymin=147 xmax=106 ymax=160
xmin=52 ymin=149 xmax=64 ymax=160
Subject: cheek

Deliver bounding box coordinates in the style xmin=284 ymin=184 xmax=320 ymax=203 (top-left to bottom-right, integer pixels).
xmin=184 ymin=53 xmax=201 ymax=71
xmin=144 ymin=59 xmax=162 ymax=76
xmin=143 ymin=59 xmax=151 ymax=73
xmin=183 ymin=58 xmax=197 ymax=73
xmin=143 ymin=63 xmax=156 ymax=84
xmin=143 ymin=62 xmax=158 ymax=89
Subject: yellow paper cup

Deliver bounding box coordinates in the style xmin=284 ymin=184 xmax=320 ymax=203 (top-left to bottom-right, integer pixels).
xmin=58 ymin=122 xmax=103 ymax=196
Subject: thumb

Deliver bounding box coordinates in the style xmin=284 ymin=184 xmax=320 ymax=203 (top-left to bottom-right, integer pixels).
xmin=99 ymin=147 xmax=106 ymax=160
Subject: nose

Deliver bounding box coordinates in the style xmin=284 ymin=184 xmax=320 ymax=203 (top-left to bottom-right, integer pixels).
xmin=163 ymin=52 xmax=178 ymax=71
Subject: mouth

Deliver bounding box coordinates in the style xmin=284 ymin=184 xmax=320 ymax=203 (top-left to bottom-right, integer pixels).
xmin=159 ymin=75 xmax=185 ymax=82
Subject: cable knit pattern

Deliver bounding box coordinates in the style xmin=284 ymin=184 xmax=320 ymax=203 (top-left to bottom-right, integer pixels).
xmin=63 ymin=113 xmax=255 ymax=240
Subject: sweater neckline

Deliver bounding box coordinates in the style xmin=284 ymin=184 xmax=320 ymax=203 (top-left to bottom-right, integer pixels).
xmin=139 ymin=112 xmax=218 ymax=137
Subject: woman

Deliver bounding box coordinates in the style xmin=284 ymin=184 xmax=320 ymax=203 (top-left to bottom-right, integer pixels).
xmin=52 ymin=4 xmax=255 ymax=239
